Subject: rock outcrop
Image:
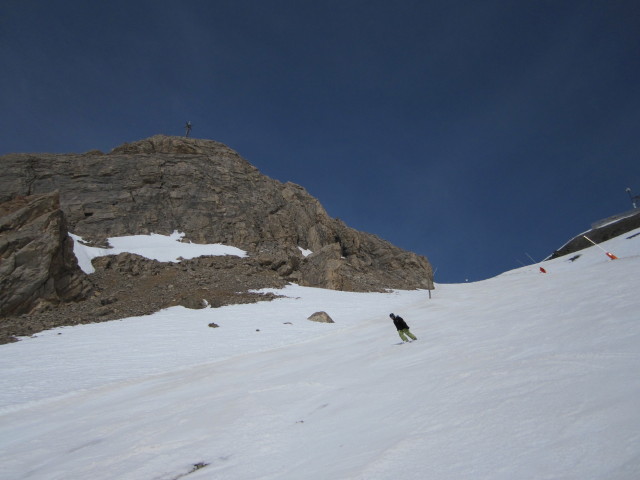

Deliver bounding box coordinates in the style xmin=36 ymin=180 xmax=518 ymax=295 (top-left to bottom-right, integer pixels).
xmin=0 ymin=135 xmax=434 ymax=342
xmin=0 ymin=192 xmax=92 ymax=316
xmin=0 ymin=135 xmax=434 ymax=292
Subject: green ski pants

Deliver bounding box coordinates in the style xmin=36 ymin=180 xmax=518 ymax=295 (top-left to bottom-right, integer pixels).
xmin=398 ymin=329 xmax=417 ymax=342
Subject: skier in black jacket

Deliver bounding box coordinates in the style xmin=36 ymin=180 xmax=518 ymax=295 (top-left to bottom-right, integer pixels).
xmin=390 ymin=313 xmax=417 ymax=342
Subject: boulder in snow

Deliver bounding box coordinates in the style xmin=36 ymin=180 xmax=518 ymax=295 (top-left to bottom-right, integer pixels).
xmin=307 ymin=311 xmax=334 ymax=323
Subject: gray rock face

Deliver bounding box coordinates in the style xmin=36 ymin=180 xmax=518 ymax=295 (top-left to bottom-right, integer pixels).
xmin=0 ymin=135 xmax=434 ymax=292
xmin=0 ymin=192 xmax=92 ymax=316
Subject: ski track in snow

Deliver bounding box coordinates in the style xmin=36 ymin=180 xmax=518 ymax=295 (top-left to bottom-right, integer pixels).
xmin=1 ymin=229 xmax=639 ymax=479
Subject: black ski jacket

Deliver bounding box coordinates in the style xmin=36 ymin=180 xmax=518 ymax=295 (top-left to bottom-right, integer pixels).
xmin=393 ymin=316 xmax=409 ymax=331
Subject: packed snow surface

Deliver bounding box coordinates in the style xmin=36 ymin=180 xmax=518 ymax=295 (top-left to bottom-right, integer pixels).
xmin=1 ymin=229 xmax=640 ymax=479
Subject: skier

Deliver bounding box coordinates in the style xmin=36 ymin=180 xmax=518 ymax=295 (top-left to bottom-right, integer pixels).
xmin=390 ymin=313 xmax=417 ymax=342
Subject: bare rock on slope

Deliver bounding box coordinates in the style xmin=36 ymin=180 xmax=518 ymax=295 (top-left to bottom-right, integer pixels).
xmin=0 ymin=192 xmax=92 ymax=316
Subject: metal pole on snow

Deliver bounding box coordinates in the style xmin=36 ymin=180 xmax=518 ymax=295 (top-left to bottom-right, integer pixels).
xmin=583 ymin=235 xmax=618 ymax=260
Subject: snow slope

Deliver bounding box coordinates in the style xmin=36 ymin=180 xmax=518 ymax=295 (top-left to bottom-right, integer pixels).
xmin=1 ymin=229 xmax=639 ymax=479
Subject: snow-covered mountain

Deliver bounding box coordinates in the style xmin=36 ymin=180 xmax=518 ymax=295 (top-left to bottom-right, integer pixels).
xmin=1 ymin=228 xmax=639 ymax=479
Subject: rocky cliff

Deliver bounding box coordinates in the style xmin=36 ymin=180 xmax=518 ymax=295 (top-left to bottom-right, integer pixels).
xmin=0 ymin=192 xmax=92 ymax=317
xmin=0 ymin=135 xmax=434 ymax=342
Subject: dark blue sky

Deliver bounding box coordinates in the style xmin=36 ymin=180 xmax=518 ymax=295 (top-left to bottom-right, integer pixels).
xmin=1 ymin=1 xmax=639 ymax=283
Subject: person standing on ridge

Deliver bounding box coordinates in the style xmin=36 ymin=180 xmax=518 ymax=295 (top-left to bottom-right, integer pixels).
xmin=390 ymin=313 xmax=417 ymax=342
xmin=185 ymin=121 xmax=192 ymax=137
